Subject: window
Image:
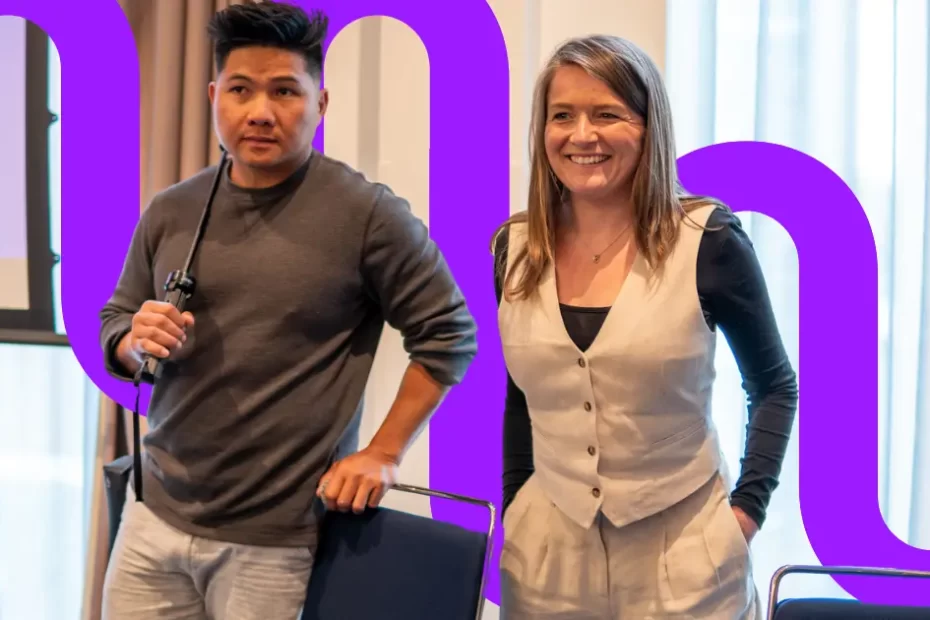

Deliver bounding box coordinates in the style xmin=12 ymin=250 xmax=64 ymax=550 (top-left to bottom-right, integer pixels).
xmin=666 ymin=0 xmax=930 ymax=606
xmin=0 ymin=20 xmax=100 ymax=620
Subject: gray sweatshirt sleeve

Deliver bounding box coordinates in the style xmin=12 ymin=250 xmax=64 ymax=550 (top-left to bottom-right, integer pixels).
xmin=98 ymin=198 xmax=160 ymax=381
xmin=360 ymin=187 xmax=478 ymax=386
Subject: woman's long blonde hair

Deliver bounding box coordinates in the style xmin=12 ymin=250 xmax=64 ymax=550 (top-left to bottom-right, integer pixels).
xmin=492 ymin=35 xmax=726 ymax=301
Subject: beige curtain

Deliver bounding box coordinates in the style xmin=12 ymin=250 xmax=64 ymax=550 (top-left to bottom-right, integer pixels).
xmin=81 ymin=2 xmax=243 ymax=618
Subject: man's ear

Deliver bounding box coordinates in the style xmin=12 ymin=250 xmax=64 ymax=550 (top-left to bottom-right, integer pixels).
xmin=318 ymin=87 xmax=329 ymax=117
xmin=208 ymin=81 xmax=216 ymax=105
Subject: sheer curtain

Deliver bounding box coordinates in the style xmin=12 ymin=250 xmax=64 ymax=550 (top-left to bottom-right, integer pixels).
xmin=0 ymin=30 xmax=101 ymax=620
xmin=666 ymin=0 xmax=930 ymax=607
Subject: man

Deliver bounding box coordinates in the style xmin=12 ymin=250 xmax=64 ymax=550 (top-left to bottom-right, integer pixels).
xmin=98 ymin=2 xmax=477 ymax=618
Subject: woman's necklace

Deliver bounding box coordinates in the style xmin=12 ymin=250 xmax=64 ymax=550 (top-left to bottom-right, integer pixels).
xmin=588 ymin=222 xmax=633 ymax=263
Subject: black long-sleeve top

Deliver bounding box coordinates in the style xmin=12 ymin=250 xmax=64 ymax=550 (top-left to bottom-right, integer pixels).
xmin=495 ymin=207 xmax=798 ymax=529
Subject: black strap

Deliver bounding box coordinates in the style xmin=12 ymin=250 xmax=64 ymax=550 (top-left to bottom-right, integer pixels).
xmin=125 ymin=153 xmax=229 ymax=502
xmin=131 ymin=371 xmax=144 ymax=501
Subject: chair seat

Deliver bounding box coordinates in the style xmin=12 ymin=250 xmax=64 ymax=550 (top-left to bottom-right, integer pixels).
xmin=301 ymin=506 xmax=488 ymax=620
xmin=774 ymin=598 xmax=930 ymax=619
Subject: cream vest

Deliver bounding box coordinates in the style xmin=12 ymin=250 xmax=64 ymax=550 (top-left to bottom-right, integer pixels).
xmin=498 ymin=204 xmax=726 ymax=530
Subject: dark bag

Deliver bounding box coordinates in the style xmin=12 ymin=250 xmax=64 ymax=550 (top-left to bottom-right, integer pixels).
xmin=102 ymin=454 xmax=133 ymax=558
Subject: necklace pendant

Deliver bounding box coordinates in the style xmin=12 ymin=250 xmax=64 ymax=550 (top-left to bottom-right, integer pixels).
xmin=593 ymin=254 xmax=600 ymax=264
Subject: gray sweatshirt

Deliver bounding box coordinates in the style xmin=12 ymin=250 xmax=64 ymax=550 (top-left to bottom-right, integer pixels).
xmin=99 ymin=151 xmax=478 ymax=547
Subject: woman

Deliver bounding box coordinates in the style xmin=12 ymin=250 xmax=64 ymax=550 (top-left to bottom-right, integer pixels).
xmin=493 ymin=35 xmax=798 ymax=619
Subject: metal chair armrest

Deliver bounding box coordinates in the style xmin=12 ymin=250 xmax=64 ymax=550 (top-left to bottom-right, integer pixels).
xmin=767 ymin=564 xmax=930 ymax=619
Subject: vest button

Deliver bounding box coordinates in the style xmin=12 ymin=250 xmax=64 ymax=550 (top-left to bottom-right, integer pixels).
xmin=592 ymin=487 xmax=601 ymax=498
xmin=587 ymin=445 xmax=596 ymax=456
xmin=578 ymin=358 xmax=586 ymax=368
xmin=583 ymin=401 xmax=592 ymax=411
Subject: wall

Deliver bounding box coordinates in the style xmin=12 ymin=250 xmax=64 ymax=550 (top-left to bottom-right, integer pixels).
xmin=322 ymin=2 xmax=667 ymax=617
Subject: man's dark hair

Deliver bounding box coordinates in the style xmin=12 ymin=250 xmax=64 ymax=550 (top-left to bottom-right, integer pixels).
xmin=207 ymin=1 xmax=329 ymax=80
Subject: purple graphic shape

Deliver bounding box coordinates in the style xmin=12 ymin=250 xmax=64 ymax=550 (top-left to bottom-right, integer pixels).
xmin=294 ymin=0 xmax=510 ymax=605
xmin=14 ymin=0 xmax=927 ymax=605
xmin=678 ymin=140 xmax=930 ymax=606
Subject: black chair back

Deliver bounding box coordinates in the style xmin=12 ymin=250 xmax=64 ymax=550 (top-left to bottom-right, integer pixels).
xmin=301 ymin=483 xmax=495 ymax=620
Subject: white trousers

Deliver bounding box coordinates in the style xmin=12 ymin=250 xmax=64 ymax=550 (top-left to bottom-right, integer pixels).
xmin=500 ymin=473 xmax=761 ymax=619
